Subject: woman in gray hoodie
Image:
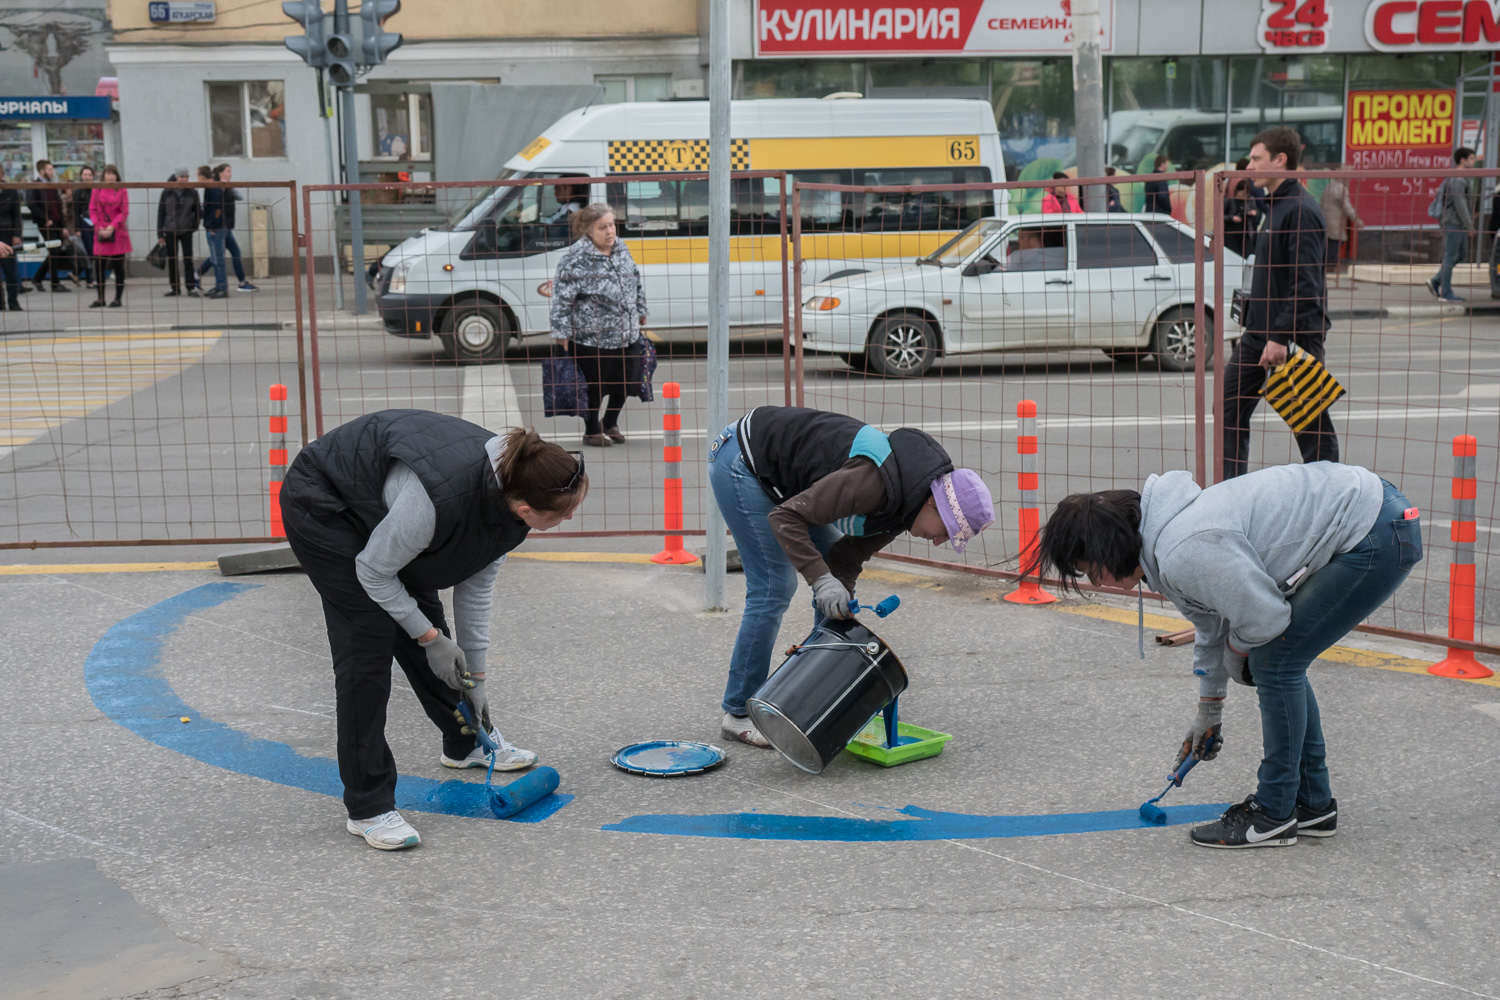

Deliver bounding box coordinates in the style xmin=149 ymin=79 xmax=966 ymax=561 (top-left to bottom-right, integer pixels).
xmin=1030 ymin=462 xmax=1422 ymax=849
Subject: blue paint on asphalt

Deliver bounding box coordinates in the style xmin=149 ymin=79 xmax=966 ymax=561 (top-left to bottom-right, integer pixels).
xmin=84 ymin=582 xmax=571 ymax=823
xmin=602 ymin=802 xmax=1229 ymax=841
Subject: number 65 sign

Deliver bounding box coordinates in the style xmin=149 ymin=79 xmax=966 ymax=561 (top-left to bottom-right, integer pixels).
xmin=1258 ymin=0 xmax=1331 ymax=52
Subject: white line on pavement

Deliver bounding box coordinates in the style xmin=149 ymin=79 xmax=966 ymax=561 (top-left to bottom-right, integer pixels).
xmin=460 ymin=362 xmax=524 ymax=428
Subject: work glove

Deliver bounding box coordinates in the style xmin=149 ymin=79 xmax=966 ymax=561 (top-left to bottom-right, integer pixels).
xmin=419 ymin=631 xmax=468 ymax=690
xmin=454 ymin=676 xmax=491 ymax=738
xmin=1224 ymin=645 xmax=1254 ymax=687
xmin=1176 ymin=697 xmax=1224 ymax=769
xmin=811 ymin=573 xmax=853 ymax=621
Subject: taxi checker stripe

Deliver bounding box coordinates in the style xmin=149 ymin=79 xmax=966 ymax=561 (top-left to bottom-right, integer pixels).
xmin=608 ymin=139 xmax=750 ymax=173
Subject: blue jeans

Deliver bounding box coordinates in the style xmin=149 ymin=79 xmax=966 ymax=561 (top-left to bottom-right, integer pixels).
xmin=708 ymin=426 xmax=838 ymax=714
xmin=200 ymin=230 xmax=246 ymax=284
xmin=1248 ymin=481 xmax=1422 ymax=819
xmin=205 ymin=228 xmax=228 ymax=291
xmin=1436 ymin=228 xmax=1468 ymax=297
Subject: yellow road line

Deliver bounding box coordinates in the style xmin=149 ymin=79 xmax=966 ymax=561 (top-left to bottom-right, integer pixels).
xmin=1057 ymin=602 xmax=1500 ymax=688
xmin=2 ymin=331 xmax=222 ymax=347
xmin=508 ymin=552 xmax=698 ymax=565
xmin=0 ymin=561 xmax=219 ymax=575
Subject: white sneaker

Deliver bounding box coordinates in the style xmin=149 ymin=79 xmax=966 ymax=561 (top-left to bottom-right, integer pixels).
xmin=722 ymin=712 xmax=773 ymax=748
xmin=441 ymin=728 xmax=539 ymax=772
xmin=346 ymin=810 xmax=420 ymax=851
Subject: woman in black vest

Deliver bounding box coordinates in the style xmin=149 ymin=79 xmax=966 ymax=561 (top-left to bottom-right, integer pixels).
xmin=281 ymin=411 xmax=587 ymax=850
xmin=709 ymin=406 xmax=995 ymax=747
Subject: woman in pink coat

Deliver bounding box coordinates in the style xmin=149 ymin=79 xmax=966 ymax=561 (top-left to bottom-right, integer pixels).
xmin=88 ymin=164 xmax=131 ymax=308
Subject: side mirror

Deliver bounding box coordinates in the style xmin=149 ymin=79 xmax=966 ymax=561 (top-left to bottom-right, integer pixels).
xmin=963 ymin=259 xmax=1000 ymax=277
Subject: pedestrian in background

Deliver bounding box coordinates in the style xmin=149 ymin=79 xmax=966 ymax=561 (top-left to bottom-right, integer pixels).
xmin=68 ymin=165 xmax=96 ymax=288
xmin=1222 ymin=157 xmax=1266 ymax=259
xmin=1144 ymin=154 xmax=1174 ymax=215
xmin=27 ymin=159 xmax=72 ymax=292
xmin=0 ymin=185 xmax=22 ymax=310
xmin=1319 ymin=168 xmax=1362 ymax=277
xmin=549 ymin=203 xmax=648 ymax=447
xmin=1223 ymin=126 xmax=1337 ymax=479
xmin=1042 ymin=172 xmax=1081 ymax=213
xmin=88 ymin=164 xmax=131 ymax=309
xmin=156 ymin=167 xmax=202 ymax=298
xmin=1104 ymin=167 xmax=1125 ymax=213
xmin=198 ymin=163 xmax=257 ymax=296
xmin=1428 ymin=146 xmax=1477 ymax=303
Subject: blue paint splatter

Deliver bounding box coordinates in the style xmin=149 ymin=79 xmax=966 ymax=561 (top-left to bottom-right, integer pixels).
xmin=84 ymin=582 xmax=571 ymax=822
xmin=603 ymin=802 xmax=1229 ymax=841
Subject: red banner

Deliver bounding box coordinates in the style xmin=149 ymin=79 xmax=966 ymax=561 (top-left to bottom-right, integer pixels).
xmin=753 ymin=0 xmax=1112 ymax=56
xmin=1345 ymin=88 xmax=1456 ymax=228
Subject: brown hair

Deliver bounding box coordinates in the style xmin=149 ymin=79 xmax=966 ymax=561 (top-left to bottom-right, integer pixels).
xmin=197 ymin=165 xmax=213 ymax=180
xmin=1250 ymin=126 xmax=1301 ymax=170
xmin=571 ymin=202 xmax=614 ymax=242
xmin=101 ymin=164 xmax=121 ymax=182
xmin=1153 ymin=154 xmax=1171 ymax=170
xmin=214 ymin=163 xmax=231 ymax=178
xmin=35 ymin=159 xmax=51 ymax=172
xmin=496 ymin=427 xmax=588 ymax=513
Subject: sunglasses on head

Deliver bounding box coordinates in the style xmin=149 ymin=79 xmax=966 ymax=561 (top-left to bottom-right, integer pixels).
xmin=550 ymin=451 xmax=585 ymax=492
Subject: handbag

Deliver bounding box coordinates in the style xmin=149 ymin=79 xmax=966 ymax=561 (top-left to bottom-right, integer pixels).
xmin=625 ymin=333 xmax=658 ymax=402
xmin=541 ymin=345 xmax=590 ymax=418
xmin=146 ymin=241 xmax=169 ymax=270
xmin=1260 ymin=343 xmax=1346 ymax=434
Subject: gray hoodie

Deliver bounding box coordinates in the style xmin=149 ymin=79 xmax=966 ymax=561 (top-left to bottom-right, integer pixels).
xmin=1137 ymin=463 xmax=1383 ymax=697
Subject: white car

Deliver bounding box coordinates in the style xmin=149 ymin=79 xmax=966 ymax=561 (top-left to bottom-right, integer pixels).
xmin=800 ymin=213 xmax=1245 ymax=377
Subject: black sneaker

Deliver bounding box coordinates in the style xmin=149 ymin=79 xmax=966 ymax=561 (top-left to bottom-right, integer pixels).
xmin=1190 ymin=795 xmax=1298 ymax=849
xmin=1296 ymin=798 xmax=1337 ymax=839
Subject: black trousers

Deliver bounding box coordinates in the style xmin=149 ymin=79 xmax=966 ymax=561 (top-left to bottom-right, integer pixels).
xmin=163 ymin=232 xmax=199 ymax=291
xmin=280 ymin=480 xmax=478 ymax=819
xmin=33 ymin=226 xmax=66 ymax=285
xmin=0 ymin=254 xmax=18 ymax=308
xmin=572 ymin=343 xmax=629 ymax=436
xmin=94 ymin=255 xmax=126 ymax=304
xmin=1222 ymin=332 xmax=1339 ymax=479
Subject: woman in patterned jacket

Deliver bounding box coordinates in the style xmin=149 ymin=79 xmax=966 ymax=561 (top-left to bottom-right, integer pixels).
xmin=549 ymin=203 xmax=649 ymax=447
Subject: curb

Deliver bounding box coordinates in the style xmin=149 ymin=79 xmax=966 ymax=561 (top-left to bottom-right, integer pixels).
xmin=1330 ymin=301 xmax=1500 ymax=320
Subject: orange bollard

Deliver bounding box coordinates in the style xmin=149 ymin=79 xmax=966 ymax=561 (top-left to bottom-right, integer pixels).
xmin=1430 ymin=434 xmax=1493 ymax=678
xmin=268 ymin=384 xmax=288 ymax=539
xmin=651 ymin=382 xmax=697 ymax=564
xmin=1005 ymin=399 xmax=1055 ymax=605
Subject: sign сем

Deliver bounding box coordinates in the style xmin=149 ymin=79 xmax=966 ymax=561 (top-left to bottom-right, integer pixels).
xmin=753 ymin=0 xmax=1113 ymax=57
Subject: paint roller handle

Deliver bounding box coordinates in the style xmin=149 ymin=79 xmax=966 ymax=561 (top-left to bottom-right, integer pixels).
xmin=1169 ymin=753 xmax=1200 ymax=787
xmin=847 ymin=594 xmax=900 ymax=618
xmin=456 ymin=701 xmax=498 ymax=754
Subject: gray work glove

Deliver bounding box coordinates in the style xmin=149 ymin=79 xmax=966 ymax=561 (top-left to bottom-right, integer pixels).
xmin=1224 ymin=645 xmax=1254 ymax=687
xmin=454 ymin=676 xmax=491 ymax=737
xmin=811 ymin=573 xmax=853 ymax=620
xmin=419 ymin=631 xmax=468 ymax=690
xmin=1176 ymin=697 xmax=1224 ymax=769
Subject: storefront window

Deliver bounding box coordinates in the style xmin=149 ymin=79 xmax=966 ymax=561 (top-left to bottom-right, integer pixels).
xmin=870 ymin=60 xmax=985 ymax=94
xmin=1107 ymin=57 xmax=1229 ymax=174
xmin=371 ymin=93 xmax=431 ymax=160
xmin=1229 ymin=56 xmax=1345 ymax=167
xmin=208 ymin=81 xmax=286 ymax=159
xmin=596 ymin=75 xmax=673 ymax=103
xmin=740 ymin=60 xmax=866 ymax=99
xmin=990 ymin=60 xmax=1075 ymax=182
xmin=45 ymin=122 xmax=104 ymax=181
xmin=0 ymin=123 xmax=32 ymax=181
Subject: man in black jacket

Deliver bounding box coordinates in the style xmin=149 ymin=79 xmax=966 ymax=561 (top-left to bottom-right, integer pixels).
xmin=157 ymin=167 xmax=202 ymax=297
xmin=26 ymin=159 xmax=71 ymax=292
xmin=0 ymin=187 xmax=22 ymax=310
xmin=1223 ymin=126 xmax=1338 ymax=479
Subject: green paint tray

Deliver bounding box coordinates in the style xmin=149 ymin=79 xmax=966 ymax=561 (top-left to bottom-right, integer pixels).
xmin=844 ymin=711 xmax=953 ymax=768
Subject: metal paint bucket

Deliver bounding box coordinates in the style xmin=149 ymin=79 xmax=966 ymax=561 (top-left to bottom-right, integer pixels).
xmin=746 ymin=618 xmax=909 ymax=774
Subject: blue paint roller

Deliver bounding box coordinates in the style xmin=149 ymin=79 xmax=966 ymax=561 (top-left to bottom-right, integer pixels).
xmin=848 ymin=594 xmax=900 ymax=617
xmin=457 ymin=700 xmax=561 ymax=819
xmin=1138 ymin=754 xmax=1201 ymax=825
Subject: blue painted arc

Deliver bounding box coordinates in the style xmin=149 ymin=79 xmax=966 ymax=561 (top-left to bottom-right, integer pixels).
xmin=84 ymin=582 xmax=571 ymax=823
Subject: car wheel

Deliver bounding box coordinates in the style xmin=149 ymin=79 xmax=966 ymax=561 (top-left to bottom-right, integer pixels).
xmin=1152 ymin=307 xmax=1214 ymax=373
xmin=865 ymin=314 xmax=938 ymax=378
xmin=438 ymin=299 xmax=511 ymax=362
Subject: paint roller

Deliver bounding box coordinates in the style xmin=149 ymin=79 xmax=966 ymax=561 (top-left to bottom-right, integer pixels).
xmin=848 ymin=594 xmax=900 ymax=617
xmin=1138 ymin=753 xmax=1201 ymax=826
xmin=456 ymin=700 xmax=561 ymax=819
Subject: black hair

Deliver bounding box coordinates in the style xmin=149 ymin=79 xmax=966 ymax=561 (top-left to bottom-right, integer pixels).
xmin=1250 ymin=126 xmax=1301 ymax=170
xmin=1023 ymin=490 xmax=1143 ymax=594
xmin=1235 ymin=156 xmax=1250 ymax=171
xmin=1455 ymin=146 xmax=1476 ymax=164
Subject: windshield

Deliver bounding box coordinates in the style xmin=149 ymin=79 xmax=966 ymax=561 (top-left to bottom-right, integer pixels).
xmin=921 ymin=218 xmax=1006 ymax=266
xmin=446 ymin=169 xmax=528 ymax=231
xmin=1110 ymin=126 xmax=1164 ymax=170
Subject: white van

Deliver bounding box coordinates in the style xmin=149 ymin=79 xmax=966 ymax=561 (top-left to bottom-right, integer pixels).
xmin=376 ymin=98 xmax=1005 ymax=360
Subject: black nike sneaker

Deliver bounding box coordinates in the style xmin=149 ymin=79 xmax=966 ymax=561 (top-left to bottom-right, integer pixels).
xmin=1296 ymin=798 xmax=1338 ymax=839
xmin=1190 ymin=794 xmax=1298 ymax=849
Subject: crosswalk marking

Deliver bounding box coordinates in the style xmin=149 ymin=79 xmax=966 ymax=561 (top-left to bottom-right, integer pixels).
xmin=0 ymin=330 xmax=223 ymax=461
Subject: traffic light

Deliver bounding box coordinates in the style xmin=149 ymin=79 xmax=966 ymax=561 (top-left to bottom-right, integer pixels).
xmin=358 ymin=0 xmax=402 ymax=66
xmin=325 ymin=29 xmax=356 ymax=86
xmin=282 ymin=0 xmax=327 ymax=69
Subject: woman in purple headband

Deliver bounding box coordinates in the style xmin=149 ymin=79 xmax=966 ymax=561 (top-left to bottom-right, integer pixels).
xmin=708 ymin=405 xmax=995 ymax=749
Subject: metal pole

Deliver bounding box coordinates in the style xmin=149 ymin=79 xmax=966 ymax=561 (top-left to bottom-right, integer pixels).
xmin=704 ymin=0 xmax=730 ymax=612
xmin=334 ymin=0 xmax=366 ymax=315
xmin=320 ymin=69 xmax=345 ymax=311
xmin=1070 ymin=0 xmax=1106 ymax=212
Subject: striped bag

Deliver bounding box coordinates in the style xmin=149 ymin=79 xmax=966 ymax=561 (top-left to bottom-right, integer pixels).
xmin=1259 ymin=344 xmax=1346 ymax=434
